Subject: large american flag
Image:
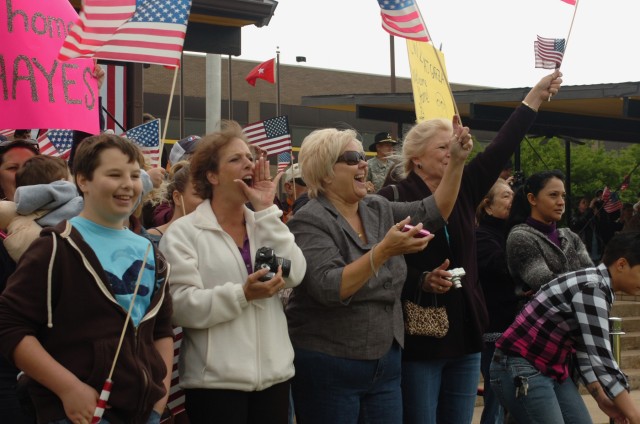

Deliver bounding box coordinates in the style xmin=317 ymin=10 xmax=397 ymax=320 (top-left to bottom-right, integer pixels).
xmin=377 ymin=0 xmax=429 ymax=42
xmin=534 ymin=36 xmax=565 ymax=69
xmin=124 ymin=119 xmax=161 ymax=167
xmin=243 ymin=116 xmax=292 ymax=157
xmin=37 ymin=129 xmax=74 ymax=159
xmin=59 ymin=0 xmax=192 ymax=67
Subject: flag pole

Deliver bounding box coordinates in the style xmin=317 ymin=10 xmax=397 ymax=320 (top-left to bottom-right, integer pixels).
xmin=276 ymin=47 xmax=281 ymax=116
xmin=561 ymin=0 xmax=580 ymax=67
xmin=161 ymin=66 xmax=180 ymax=163
xmin=92 ymin=244 xmax=152 ymax=423
xmin=389 ymin=35 xmax=396 ymax=93
xmin=228 ymin=55 xmax=233 ymax=120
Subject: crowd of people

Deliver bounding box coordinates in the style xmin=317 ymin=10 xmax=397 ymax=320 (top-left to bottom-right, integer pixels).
xmin=0 ymin=68 xmax=639 ymax=424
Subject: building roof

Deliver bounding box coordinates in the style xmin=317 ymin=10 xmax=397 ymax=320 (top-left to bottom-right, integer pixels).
xmin=301 ymin=81 xmax=640 ymax=143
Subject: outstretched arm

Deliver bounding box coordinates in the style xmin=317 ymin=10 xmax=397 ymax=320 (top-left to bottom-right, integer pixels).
xmin=522 ymin=70 xmax=563 ymax=112
xmin=432 ymin=115 xmax=473 ymax=219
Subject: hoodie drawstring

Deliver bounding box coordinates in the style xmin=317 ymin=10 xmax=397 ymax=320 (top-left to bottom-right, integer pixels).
xmin=46 ymin=234 xmax=57 ymax=328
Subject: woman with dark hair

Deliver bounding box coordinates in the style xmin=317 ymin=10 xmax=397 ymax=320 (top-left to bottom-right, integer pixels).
xmin=505 ymin=169 xmax=592 ymax=296
xmin=160 ymin=121 xmax=306 ymax=423
xmin=0 ymin=138 xmax=39 ymax=423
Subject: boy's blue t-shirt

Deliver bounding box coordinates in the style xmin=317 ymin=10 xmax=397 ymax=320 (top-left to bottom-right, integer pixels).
xmin=70 ymin=216 xmax=156 ymax=326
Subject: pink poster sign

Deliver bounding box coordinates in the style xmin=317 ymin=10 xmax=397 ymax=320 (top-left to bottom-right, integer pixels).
xmin=0 ymin=0 xmax=99 ymax=134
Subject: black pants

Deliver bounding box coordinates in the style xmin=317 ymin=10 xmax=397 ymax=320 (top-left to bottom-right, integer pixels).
xmin=184 ymin=380 xmax=290 ymax=424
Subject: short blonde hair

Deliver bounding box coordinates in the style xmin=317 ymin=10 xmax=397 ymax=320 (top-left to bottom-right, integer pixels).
xmin=299 ymin=128 xmax=362 ymax=198
xmin=401 ymin=119 xmax=452 ymax=176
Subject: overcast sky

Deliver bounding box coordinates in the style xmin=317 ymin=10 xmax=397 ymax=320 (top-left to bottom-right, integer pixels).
xmin=237 ymin=0 xmax=638 ymax=89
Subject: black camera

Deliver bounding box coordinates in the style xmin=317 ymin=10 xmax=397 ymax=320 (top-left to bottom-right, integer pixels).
xmin=255 ymin=247 xmax=291 ymax=282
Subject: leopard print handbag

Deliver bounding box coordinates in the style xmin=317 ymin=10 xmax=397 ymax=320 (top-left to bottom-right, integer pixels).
xmin=403 ymin=289 xmax=449 ymax=338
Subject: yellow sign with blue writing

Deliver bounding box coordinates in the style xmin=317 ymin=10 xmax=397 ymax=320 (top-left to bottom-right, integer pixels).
xmin=406 ymin=40 xmax=455 ymax=122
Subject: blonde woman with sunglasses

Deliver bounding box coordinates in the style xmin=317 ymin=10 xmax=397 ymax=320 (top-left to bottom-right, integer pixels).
xmin=285 ymin=125 xmax=472 ymax=424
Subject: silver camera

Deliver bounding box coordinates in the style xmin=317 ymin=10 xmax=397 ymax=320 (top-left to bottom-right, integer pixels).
xmin=447 ymin=267 xmax=466 ymax=289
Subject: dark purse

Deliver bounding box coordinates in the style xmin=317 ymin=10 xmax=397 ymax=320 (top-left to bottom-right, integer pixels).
xmin=403 ymin=284 xmax=449 ymax=338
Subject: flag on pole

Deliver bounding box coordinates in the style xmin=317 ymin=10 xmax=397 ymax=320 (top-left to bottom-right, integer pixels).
xmin=377 ymin=0 xmax=429 ymax=42
xmin=561 ymin=0 xmax=577 ymax=5
xmin=620 ymin=175 xmax=630 ymax=191
xmin=124 ymin=119 xmax=162 ymax=167
xmin=59 ymin=0 xmax=192 ymax=68
xmin=245 ymin=59 xmax=276 ymax=86
xmin=101 ymin=64 xmax=127 ymax=135
xmin=602 ymin=186 xmax=623 ymax=213
xmin=277 ymin=151 xmax=291 ymax=173
xmin=243 ymin=116 xmax=292 ymax=157
xmin=534 ymin=36 xmax=565 ymax=69
xmin=37 ymin=129 xmax=74 ymax=159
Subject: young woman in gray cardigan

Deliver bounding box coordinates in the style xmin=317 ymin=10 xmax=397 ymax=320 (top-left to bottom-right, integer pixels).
xmin=506 ymin=170 xmax=593 ymax=296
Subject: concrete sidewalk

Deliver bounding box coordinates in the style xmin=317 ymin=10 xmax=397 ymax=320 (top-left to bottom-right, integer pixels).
xmin=472 ymin=389 xmax=640 ymax=423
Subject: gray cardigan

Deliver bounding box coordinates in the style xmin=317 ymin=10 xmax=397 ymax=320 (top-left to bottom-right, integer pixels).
xmin=286 ymin=193 xmax=445 ymax=360
xmin=506 ymin=224 xmax=593 ymax=293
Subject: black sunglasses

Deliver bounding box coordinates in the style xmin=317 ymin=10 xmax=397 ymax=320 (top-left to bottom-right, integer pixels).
xmin=0 ymin=138 xmax=40 ymax=154
xmin=294 ymin=178 xmax=306 ymax=187
xmin=336 ymin=151 xmax=366 ymax=166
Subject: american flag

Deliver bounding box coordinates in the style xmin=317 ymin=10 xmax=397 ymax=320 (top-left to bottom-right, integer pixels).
xmin=167 ymin=327 xmax=185 ymax=415
xmin=124 ymin=119 xmax=161 ymax=167
xmin=37 ymin=129 xmax=74 ymax=159
xmin=277 ymin=152 xmax=291 ymax=173
xmin=602 ymin=186 xmax=623 ymax=213
xmin=377 ymin=0 xmax=429 ymax=42
xmin=534 ymin=36 xmax=565 ymax=69
xmin=101 ymin=64 xmax=127 ymax=135
xmin=0 ymin=129 xmax=14 ymax=139
xmin=59 ymin=0 xmax=192 ymax=68
xmin=243 ymin=116 xmax=292 ymax=157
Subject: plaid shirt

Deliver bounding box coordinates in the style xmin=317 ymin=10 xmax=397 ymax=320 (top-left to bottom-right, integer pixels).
xmin=496 ymin=263 xmax=629 ymax=398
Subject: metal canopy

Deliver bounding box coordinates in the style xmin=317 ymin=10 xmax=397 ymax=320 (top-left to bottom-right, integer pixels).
xmin=301 ymin=81 xmax=640 ymax=143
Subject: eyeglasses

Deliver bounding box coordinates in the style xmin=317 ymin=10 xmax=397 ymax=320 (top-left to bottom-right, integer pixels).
xmin=336 ymin=151 xmax=366 ymax=166
xmin=0 ymin=139 xmax=40 ymax=154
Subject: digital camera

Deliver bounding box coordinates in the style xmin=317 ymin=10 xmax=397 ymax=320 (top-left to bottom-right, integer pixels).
xmin=255 ymin=246 xmax=291 ymax=282
xmin=447 ymin=267 xmax=466 ymax=289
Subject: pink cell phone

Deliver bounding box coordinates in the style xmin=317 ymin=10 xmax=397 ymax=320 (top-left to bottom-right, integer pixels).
xmin=402 ymin=224 xmax=431 ymax=238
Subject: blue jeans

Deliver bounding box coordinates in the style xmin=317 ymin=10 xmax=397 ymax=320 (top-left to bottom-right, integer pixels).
xmin=480 ymin=342 xmax=504 ymax=424
xmin=292 ymin=343 xmax=402 ymax=424
xmin=489 ymin=349 xmax=592 ymax=424
xmin=48 ymin=409 xmax=161 ymax=424
xmin=401 ymin=352 xmax=481 ymax=424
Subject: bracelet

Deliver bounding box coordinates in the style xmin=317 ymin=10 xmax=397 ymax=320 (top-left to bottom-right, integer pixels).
xmin=369 ymin=243 xmax=379 ymax=277
xmin=521 ymin=100 xmax=538 ymax=113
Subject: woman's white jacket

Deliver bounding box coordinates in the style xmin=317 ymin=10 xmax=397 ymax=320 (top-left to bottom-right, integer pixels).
xmin=160 ymin=202 xmax=306 ymax=391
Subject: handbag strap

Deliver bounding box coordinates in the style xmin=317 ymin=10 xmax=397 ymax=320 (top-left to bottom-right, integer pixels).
xmin=413 ymin=279 xmax=438 ymax=307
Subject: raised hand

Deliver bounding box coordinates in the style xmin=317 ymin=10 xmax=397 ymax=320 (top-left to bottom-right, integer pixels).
xmin=449 ymin=115 xmax=473 ymax=163
xmin=235 ymin=150 xmax=283 ymax=211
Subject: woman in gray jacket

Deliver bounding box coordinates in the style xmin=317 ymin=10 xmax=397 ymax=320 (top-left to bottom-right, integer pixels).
xmin=506 ymin=169 xmax=593 ymax=296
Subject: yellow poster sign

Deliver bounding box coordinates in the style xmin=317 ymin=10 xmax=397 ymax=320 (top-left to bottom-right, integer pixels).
xmin=406 ymin=39 xmax=455 ymax=122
